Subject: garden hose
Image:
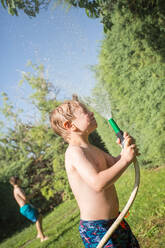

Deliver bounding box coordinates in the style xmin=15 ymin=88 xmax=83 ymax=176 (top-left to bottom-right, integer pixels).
xmin=96 ymin=119 xmax=140 ymax=248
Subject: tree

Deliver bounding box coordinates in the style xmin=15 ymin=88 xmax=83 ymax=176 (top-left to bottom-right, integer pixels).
xmin=1 ymin=0 xmax=73 ymax=17
xmin=91 ymin=6 xmax=165 ymax=167
xmin=68 ymin=0 xmax=165 ymax=32
xmin=1 ymin=0 xmax=50 ymax=16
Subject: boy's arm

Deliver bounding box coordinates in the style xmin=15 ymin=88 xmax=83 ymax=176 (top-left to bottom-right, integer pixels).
xmin=67 ymin=133 xmax=137 ymax=192
xmin=101 ymin=150 xmax=121 ymax=168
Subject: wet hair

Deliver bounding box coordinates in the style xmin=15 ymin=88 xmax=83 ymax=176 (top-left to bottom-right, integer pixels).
xmin=49 ymin=98 xmax=81 ymax=141
xmin=9 ymin=176 xmax=20 ymax=185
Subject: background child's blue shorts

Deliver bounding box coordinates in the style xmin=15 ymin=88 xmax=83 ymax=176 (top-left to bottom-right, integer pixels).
xmin=20 ymin=204 xmax=39 ymax=223
xmin=79 ymin=218 xmax=140 ymax=248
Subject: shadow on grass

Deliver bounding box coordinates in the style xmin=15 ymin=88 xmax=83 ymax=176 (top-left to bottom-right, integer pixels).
xmin=46 ymin=212 xmax=80 ymax=246
xmin=17 ymin=212 xmax=80 ymax=247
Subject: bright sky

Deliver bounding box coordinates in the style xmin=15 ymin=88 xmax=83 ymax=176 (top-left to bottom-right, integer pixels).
xmin=0 ymin=3 xmax=103 ymax=124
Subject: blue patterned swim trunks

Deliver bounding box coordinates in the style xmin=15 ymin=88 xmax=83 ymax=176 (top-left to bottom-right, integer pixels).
xmin=20 ymin=204 xmax=39 ymax=223
xmin=79 ymin=218 xmax=140 ymax=248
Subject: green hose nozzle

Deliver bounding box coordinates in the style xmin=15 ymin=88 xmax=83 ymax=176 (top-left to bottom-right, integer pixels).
xmin=108 ymin=118 xmax=125 ymax=147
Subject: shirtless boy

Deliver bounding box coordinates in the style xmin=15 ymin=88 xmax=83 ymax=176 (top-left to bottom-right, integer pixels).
xmin=50 ymin=98 xmax=140 ymax=247
xmin=9 ymin=176 xmax=48 ymax=242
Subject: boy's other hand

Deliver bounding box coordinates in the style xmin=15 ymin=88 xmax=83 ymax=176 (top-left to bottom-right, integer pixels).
xmin=117 ymin=132 xmax=140 ymax=164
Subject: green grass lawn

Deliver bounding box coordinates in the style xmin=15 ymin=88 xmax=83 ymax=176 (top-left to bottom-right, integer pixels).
xmin=0 ymin=167 xmax=164 ymax=248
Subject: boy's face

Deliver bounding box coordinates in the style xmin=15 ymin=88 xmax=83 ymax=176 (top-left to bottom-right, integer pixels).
xmin=72 ymin=104 xmax=97 ymax=134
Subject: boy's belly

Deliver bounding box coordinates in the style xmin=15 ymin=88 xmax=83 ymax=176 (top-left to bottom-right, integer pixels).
xmin=76 ymin=185 xmax=119 ymax=220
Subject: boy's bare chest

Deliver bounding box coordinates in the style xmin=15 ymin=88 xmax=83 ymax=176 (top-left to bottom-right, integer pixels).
xmin=85 ymin=147 xmax=107 ymax=171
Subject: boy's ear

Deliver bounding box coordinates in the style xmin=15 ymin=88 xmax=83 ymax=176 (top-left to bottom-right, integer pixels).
xmin=63 ymin=121 xmax=77 ymax=131
xmin=63 ymin=121 xmax=70 ymax=130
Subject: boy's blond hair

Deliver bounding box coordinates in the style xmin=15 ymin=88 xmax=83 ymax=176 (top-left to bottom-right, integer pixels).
xmin=50 ymin=97 xmax=81 ymax=141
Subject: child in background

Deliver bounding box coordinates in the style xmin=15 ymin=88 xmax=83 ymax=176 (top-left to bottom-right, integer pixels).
xmin=9 ymin=176 xmax=48 ymax=242
xmin=50 ymin=97 xmax=140 ymax=247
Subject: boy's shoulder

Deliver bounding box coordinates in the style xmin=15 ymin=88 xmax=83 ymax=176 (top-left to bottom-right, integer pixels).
xmin=14 ymin=186 xmax=24 ymax=194
xmin=13 ymin=186 xmax=20 ymax=195
xmin=66 ymin=144 xmax=102 ymax=154
xmin=65 ymin=145 xmax=84 ymax=170
xmin=65 ymin=145 xmax=83 ymax=157
xmin=65 ymin=145 xmax=88 ymax=162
